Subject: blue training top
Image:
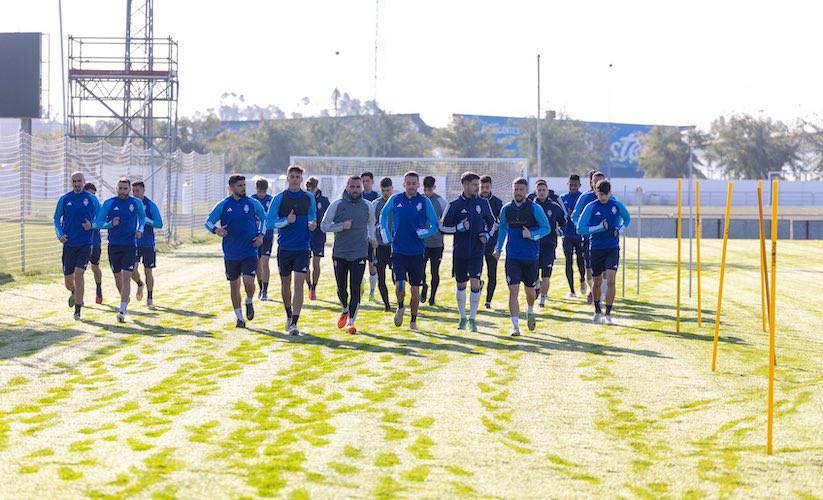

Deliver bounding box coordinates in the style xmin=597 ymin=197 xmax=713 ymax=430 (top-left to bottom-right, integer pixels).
xmin=205 ymin=195 xmax=267 ymax=260
xmin=94 ymin=195 xmax=147 ymax=247
xmin=380 ymin=192 xmax=439 ymax=256
xmin=560 ymin=191 xmax=582 ymax=237
xmin=137 ymin=196 xmax=163 ymax=248
xmin=265 ymin=189 xmax=317 ymax=251
xmin=439 ymin=194 xmax=496 ymax=259
xmin=576 ymin=198 xmax=631 ymax=251
xmin=251 ymin=193 xmax=275 ymax=239
xmin=53 ymin=190 xmax=100 ymax=247
xmin=495 ymin=199 xmax=551 ymax=261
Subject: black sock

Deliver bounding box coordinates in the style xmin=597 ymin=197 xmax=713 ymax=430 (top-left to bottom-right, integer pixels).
xmin=292 ymin=314 xmax=299 ymax=326
xmin=74 ymin=304 xmax=81 ymax=315
xmin=398 ymin=299 xmax=404 ymax=308
xmin=594 ymin=301 xmax=602 ymax=314
xmin=96 ymin=283 xmax=102 ymax=295
xmin=262 ymin=281 xmax=268 ymax=293
xmin=147 ymin=290 xmax=153 ymax=300
xmin=411 ymin=314 xmax=417 ymax=323
xmin=258 ymin=279 xmax=262 ymax=290
xmin=285 ymin=306 xmax=293 ymax=319
xmin=606 ymin=304 xmax=612 ymax=315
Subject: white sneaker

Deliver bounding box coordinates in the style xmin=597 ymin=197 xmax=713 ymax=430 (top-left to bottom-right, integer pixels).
xmin=394 ymin=307 xmax=405 ymax=327
xmin=568 ymin=292 xmax=577 ymax=299
xmin=592 ymin=313 xmax=601 ymax=324
xmin=147 ymin=298 xmax=154 ymax=309
xmin=116 ymin=312 xmax=126 ymax=323
xmin=604 ymin=314 xmax=614 ymax=325
xmin=288 ymin=324 xmax=301 ymax=336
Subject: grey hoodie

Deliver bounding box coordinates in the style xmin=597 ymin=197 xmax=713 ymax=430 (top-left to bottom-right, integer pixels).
xmin=320 ymin=190 xmax=376 ymax=260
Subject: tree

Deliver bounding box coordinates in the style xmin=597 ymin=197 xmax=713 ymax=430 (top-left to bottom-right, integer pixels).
xmin=705 ymin=114 xmax=800 ymax=179
xmin=637 ymin=126 xmax=704 ymax=178
xmin=517 ymin=115 xmax=608 ymax=177
xmin=434 ymin=116 xmax=511 ymax=158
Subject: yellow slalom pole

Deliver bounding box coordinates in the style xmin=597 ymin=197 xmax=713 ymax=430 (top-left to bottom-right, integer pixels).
xmin=711 ymin=182 xmax=733 ymax=372
xmin=767 ymin=180 xmax=779 ymax=455
xmin=676 ymin=179 xmax=682 ymax=332
xmin=757 ymin=182 xmax=770 ymax=333
xmin=696 ymin=180 xmax=702 ymax=327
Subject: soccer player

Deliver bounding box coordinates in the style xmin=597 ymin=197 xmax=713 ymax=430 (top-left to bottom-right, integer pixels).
xmin=560 ymin=174 xmax=586 ymax=297
xmin=251 ymin=177 xmax=275 ymax=301
xmin=379 ymin=171 xmax=439 ymax=329
xmin=440 ymin=172 xmax=496 ymax=332
xmin=83 ymin=182 xmax=104 ymax=304
xmin=373 ymin=177 xmax=395 ymax=312
xmin=533 ymin=180 xmax=566 ymax=307
xmin=130 ymin=181 xmax=163 ymax=308
xmin=571 ymin=170 xmax=607 ymax=304
xmin=95 ymin=177 xmax=147 ymax=323
xmin=480 ymin=175 xmax=503 ymax=309
xmin=265 ymin=165 xmax=317 ymax=335
xmin=420 ymin=176 xmax=447 ymax=307
xmin=305 ymin=176 xmax=329 ymax=300
xmin=576 ymin=180 xmax=630 ymax=325
xmin=321 ymin=175 xmax=376 ymax=334
xmin=360 ymin=171 xmax=379 ymax=301
xmin=54 ymin=172 xmax=99 ymax=320
xmin=204 ymin=174 xmax=267 ymax=328
xmin=493 ymin=177 xmax=551 ymax=336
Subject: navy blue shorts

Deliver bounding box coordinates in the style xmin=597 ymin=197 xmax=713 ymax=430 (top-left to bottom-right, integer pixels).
xmin=89 ymin=245 xmax=102 ymax=266
xmin=453 ymin=255 xmax=484 ymax=283
xmin=392 ymin=253 xmax=424 ymax=286
xmin=505 ymin=258 xmax=539 ymax=288
xmin=62 ymin=244 xmax=91 ymax=275
xmin=258 ymin=236 xmax=274 ymax=257
xmin=376 ymin=245 xmax=392 ymax=268
xmin=108 ymin=245 xmax=137 ymax=274
xmin=136 ymin=246 xmax=157 ymax=268
xmin=225 ymin=255 xmax=258 ymax=281
xmin=278 ymin=249 xmax=310 ymax=276
xmin=539 ymin=246 xmax=556 ymax=278
xmin=562 ymin=236 xmax=583 ymax=257
xmin=582 ymin=237 xmax=592 ymax=268
xmin=590 ymin=247 xmax=620 ymax=277
xmin=310 ymin=234 xmax=326 ymax=257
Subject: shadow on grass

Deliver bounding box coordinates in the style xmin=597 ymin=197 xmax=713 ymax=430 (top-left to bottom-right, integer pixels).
xmin=82 ymin=318 xmax=214 ymax=338
xmin=254 ymin=328 xmax=425 ymax=358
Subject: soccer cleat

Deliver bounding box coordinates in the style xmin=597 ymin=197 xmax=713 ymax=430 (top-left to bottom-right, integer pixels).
xmin=74 ymin=311 xmax=81 ymax=321
xmin=235 ymin=319 xmax=246 ymax=328
xmin=68 ymin=292 xmax=75 ymax=308
xmin=260 ymin=291 xmax=268 ymax=301
xmin=592 ymin=313 xmax=602 ymax=323
xmin=457 ymin=318 xmax=467 ymax=330
xmin=95 ymin=294 xmax=103 ymax=305
xmin=604 ymin=314 xmax=614 ymax=325
xmin=409 ymin=320 xmax=418 ymax=330
xmin=117 ymin=312 xmax=126 ymax=323
xmin=337 ymin=312 xmax=349 ymax=329
xmin=527 ymin=312 xmax=536 ymax=331
xmin=428 ymin=299 xmax=436 ymax=307
xmin=246 ymin=302 xmax=255 ymax=321
xmin=136 ymin=283 xmax=144 ymax=301
xmin=484 ymin=301 xmax=491 ymax=309
xmin=511 ymin=329 xmax=521 ymax=337
xmin=345 ymin=325 xmax=357 ymax=335
xmin=393 ymin=307 xmax=405 ymax=327
xmin=469 ymin=319 xmax=478 ymax=333
xmin=288 ymin=324 xmax=301 ymax=336
xmin=586 ymin=292 xmax=593 ymax=304
xmin=420 ymin=284 xmax=428 ymax=303
xmin=383 ymin=305 xmax=391 ymax=313
xmin=309 ymin=289 xmax=317 ymax=301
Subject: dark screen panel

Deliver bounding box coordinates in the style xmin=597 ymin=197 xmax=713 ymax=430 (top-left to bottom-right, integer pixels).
xmin=0 ymin=33 xmax=42 ymax=118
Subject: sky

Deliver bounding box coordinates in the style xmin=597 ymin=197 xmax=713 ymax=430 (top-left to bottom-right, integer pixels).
xmin=5 ymin=0 xmax=823 ymax=129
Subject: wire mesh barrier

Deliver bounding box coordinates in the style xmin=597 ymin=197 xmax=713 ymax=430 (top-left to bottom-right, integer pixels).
xmin=0 ymin=133 xmax=225 ymax=275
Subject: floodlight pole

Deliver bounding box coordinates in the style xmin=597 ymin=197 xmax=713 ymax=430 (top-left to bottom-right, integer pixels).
xmin=536 ymin=54 xmax=542 ymax=178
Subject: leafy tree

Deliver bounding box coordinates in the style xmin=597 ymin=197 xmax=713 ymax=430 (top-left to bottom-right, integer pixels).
xmin=517 ymin=115 xmax=608 ymax=177
xmin=705 ymin=114 xmax=800 ymax=179
xmin=434 ymin=116 xmax=511 ymax=158
xmin=637 ymin=126 xmax=704 ymax=178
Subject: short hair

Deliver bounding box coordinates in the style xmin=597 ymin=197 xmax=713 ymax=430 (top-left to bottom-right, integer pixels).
xmin=461 ymin=171 xmax=480 ymax=184
xmin=360 ymin=171 xmax=374 ymax=180
xmin=347 ymin=175 xmax=362 ymax=184
xmin=423 ymin=176 xmax=436 ymax=188
xmin=513 ymin=177 xmax=529 ymax=187
xmin=568 ymin=174 xmax=580 ymax=182
xmin=480 ymin=175 xmax=492 ymax=184
xmin=83 ymin=182 xmax=96 ymax=192
xmin=255 ymin=177 xmax=269 ymax=191
xmin=117 ymin=177 xmax=130 ymax=185
xmin=379 ymin=177 xmax=393 ymax=188
xmin=535 ymin=179 xmax=547 ymax=187
xmin=131 ymin=180 xmax=145 ymax=189
xmin=404 ymin=171 xmax=419 ymax=180
xmin=587 ymin=169 xmax=598 ymax=181
xmin=306 ymin=176 xmax=319 ymax=190
xmin=228 ymin=174 xmax=245 ymax=187
xmin=287 ymin=165 xmax=304 ymax=176
xmin=596 ymin=179 xmax=611 ymax=194
xmin=592 ymin=171 xmax=605 ymax=179
xmin=70 ymin=171 xmax=84 ymax=179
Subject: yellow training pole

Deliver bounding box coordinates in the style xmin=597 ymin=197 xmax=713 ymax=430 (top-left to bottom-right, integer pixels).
xmin=711 ymin=182 xmax=733 ymax=372
xmin=757 ymin=181 xmax=770 ymax=333
xmin=767 ymin=179 xmax=779 ymax=455
xmin=676 ymin=179 xmax=682 ymax=332
xmin=696 ymin=180 xmax=702 ymax=327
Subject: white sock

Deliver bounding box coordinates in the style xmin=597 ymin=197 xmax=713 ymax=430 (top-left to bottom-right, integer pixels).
xmin=369 ymin=273 xmax=377 ymax=294
xmin=342 ymin=306 xmax=349 ymax=314
xmin=234 ymin=308 xmax=243 ymax=321
xmin=469 ymin=288 xmax=481 ymax=319
xmin=527 ymin=305 xmax=534 ymax=315
xmin=510 ymin=316 xmax=520 ymax=330
xmin=600 ymin=278 xmax=608 ymax=301
xmin=348 ymin=316 xmax=355 ymax=326
xmin=456 ymin=287 xmax=467 ymax=319
xmin=119 ymin=302 xmax=127 ymax=314
xmin=245 ymin=297 xmax=253 ymax=305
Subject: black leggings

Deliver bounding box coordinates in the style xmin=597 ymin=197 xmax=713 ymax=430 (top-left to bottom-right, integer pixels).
xmin=563 ymin=237 xmax=586 ymax=293
xmin=334 ymin=257 xmax=367 ymax=319
xmin=422 ymin=246 xmax=443 ymax=299
xmin=375 ymin=245 xmax=392 ymax=310
xmin=484 ymin=248 xmax=498 ymax=304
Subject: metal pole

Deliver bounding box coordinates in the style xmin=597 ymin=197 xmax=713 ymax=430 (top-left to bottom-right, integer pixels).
xmin=636 ymin=186 xmax=642 ymax=294
xmin=536 ymin=54 xmax=542 ymax=178
xmin=688 ymin=146 xmax=693 ymax=298
xmin=622 ymin=184 xmax=627 ymax=297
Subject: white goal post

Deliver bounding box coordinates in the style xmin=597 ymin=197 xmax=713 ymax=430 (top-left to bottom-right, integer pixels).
xmin=288 ymin=156 xmax=528 ymax=202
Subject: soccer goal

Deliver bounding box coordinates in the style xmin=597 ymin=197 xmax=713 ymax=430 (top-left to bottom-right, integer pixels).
xmin=289 ymin=156 xmax=528 ymax=202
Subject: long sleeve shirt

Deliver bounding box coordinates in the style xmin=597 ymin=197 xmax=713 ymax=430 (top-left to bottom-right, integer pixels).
xmin=379 ymin=192 xmax=439 ymax=256
xmin=94 ymin=195 xmax=147 ymax=247
xmin=204 ymin=195 xmax=267 ymax=260
xmin=576 ymin=198 xmax=631 ymax=250
xmin=495 ymin=199 xmax=551 ymax=261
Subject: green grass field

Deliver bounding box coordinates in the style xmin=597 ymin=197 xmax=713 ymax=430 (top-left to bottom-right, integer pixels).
xmin=0 ymin=238 xmax=821 ymax=498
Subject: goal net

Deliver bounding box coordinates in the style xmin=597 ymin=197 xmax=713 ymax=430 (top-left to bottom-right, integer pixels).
xmin=288 ymin=156 xmax=528 ymax=202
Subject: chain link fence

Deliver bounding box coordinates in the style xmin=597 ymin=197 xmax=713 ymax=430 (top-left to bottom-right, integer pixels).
xmin=0 ymin=133 xmax=225 ymax=275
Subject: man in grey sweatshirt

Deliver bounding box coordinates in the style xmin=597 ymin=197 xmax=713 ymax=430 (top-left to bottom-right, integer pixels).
xmin=421 ymin=176 xmax=447 ymax=306
xmin=320 ymin=175 xmax=376 ymax=334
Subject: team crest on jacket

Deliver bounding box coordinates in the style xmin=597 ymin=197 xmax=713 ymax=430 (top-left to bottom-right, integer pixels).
xmin=129 ymin=204 xmax=134 ymax=212
xmin=475 ymin=205 xmax=481 ymax=214
xmin=244 ymin=204 xmax=250 ymax=213
xmin=612 ymin=206 xmax=618 ymax=214
xmin=416 ymin=202 xmax=422 ymax=211
xmin=83 ymin=198 xmax=89 ymax=206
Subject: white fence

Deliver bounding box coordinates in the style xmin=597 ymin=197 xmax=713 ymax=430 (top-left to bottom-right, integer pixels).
xmin=0 ymin=133 xmax=225 ymax=275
